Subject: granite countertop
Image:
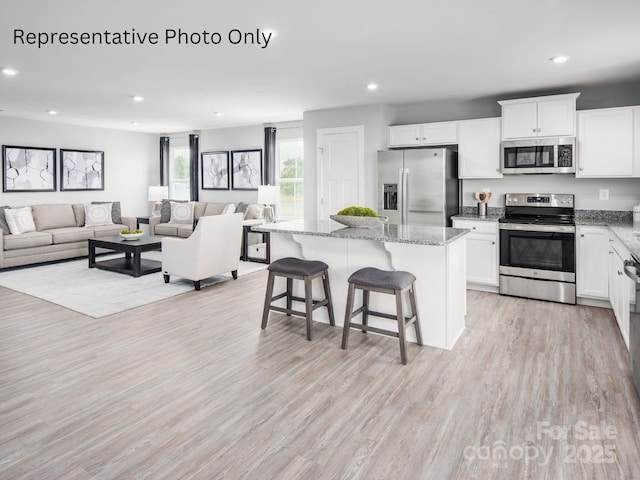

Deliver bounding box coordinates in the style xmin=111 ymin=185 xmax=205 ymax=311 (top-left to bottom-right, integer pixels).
xmin=452 ymin=214 xmax=502 ymax=223
xmin=253 ymin=219 xmax=469 ymax=246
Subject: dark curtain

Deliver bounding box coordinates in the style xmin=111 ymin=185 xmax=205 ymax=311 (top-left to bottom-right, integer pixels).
xmin=264 ymin=127 xmax=276 ymax=185
xmin=159 ymin=136 xmax=170 ymax=186
xmin=189 ymin=134 xmax=199 ymax=201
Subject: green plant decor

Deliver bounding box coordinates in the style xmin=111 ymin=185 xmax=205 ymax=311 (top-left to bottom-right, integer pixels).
xmin=336 ymin=206 xmax=378 ymax=217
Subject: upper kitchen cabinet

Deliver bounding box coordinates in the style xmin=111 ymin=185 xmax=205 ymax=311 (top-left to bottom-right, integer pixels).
xmin=388 ymin=121 xmax=457 ymax=147
xmin=498 ymin=93 xmax=580 ymax=140
xmin=458 ymin=117 xmax=502 ymax=178
xmin=577 ymin=106 xmax=634 ymax=177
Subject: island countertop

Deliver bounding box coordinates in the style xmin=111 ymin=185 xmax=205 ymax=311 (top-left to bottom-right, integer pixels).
xmin=252 ymin=219 xmax=469 ymax=246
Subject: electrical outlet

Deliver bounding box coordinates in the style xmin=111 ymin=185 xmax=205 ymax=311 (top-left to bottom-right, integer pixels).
xmin=599 ymin=189 xmax=609 ymax=200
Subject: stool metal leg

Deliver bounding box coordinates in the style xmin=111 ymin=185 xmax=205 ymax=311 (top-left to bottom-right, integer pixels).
xmin=261 ymin=271 xmax=276 ymax=329
xmin=409 ymin=283 xmax=423 ymax=346
xmin=341 ymin=283 xmax=356 ymax=349
xmin=322 ymin=270 xmax=335 ymax=326
xmin=286 ymin=278 xmax=293 ymax=317
xmin=304 ymin=277 xmax=313 ymax=341
xmin=362 ymin=290 xmax=370 ymax=333
xmin=396 ymin=289 xmax=408 ymax=365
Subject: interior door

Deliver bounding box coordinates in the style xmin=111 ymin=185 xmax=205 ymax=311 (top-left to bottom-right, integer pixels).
xmin=317 ymin=126 xmax=364 ymax=220
xmin=404 ymin=148 xmax=444 ymax=226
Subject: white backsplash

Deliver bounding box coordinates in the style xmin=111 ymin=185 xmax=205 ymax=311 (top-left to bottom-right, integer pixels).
xmin=463 ymin=175 xmax=640 ymax=211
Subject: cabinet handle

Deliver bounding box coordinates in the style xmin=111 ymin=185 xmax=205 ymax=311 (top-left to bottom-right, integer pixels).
xmin=415 ymin=137 xmax=419 ymax=141
xmin=532 ymin=128 xmax=536 ymax=133
xmin=496 ymin=168 xmax=500 ymax=172
xmin=579 ymin=167 xmax=584 ymax=171
xmin=580 ymin=234 xmax=584 ymax=237
xmin=492 ymin=241 xmax=495 ymax=245
xmin=538 ymin=128 xmax=542 ymax=133
xmin=472 ymin=227 xmax=476 ymax=230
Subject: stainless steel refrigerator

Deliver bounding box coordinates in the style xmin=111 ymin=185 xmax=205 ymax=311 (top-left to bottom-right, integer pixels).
xmin=377 ymin=148 xmax=459 ymax=227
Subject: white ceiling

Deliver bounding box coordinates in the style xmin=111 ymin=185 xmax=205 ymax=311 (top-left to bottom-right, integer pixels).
xmin=1 ymin=0 xmax=639 ymax=134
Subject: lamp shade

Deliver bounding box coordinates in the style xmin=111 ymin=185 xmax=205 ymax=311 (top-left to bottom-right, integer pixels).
xmin=257 ymin=185 xmax=280 ymax=205
xmin=148 ymin=185 xmax=168 ymax=202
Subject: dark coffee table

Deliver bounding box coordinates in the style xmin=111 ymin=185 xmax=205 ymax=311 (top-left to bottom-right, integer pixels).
xmin=88 ymin=236 xmax=162 ymax=277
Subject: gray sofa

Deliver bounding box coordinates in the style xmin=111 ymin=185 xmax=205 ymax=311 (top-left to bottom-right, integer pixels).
xmin=150 ymin=201 xmax=264 ymax=238
xmin=0 ymin=203 xmax=136 ymax=269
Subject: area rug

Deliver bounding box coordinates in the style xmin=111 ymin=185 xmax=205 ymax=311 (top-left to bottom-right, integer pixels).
xmin=0 ymin=251 xmax=267 ymax=318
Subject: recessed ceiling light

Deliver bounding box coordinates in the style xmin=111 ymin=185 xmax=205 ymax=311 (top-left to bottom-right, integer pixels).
xmin=214 ymin=112 xmax=224 ymax=117
xmin=131 ymin=121 xmax=140 ymax=126
xmin=132 ymin=95 xmax=144 ymax=102
xmin=550 ymin=55 xmax=569 ymax=64
xmin=2 ymin=68 xmax=18 ymax=76
xmin=366 ymin=83 xmax=379 ymax=91
xmin=47 ymin=110 xmax=58 ymax=115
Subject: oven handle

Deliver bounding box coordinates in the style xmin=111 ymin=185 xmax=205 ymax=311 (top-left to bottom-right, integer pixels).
xmin=624 ymin=260 xmax=640 ymax=283
xmin=499 ymin=223 xmax=576 ymax=233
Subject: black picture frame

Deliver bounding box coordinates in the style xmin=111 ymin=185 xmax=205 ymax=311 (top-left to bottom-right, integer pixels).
xmin=201 ymin=151 xmax=230 ymax=190
xmin=231 ymin=149 xmax=262 ymax=190
xmin=2 ymin=145 xmax=57 ymax=192
xmin=60 ymin=149 xmax=105 ymax=191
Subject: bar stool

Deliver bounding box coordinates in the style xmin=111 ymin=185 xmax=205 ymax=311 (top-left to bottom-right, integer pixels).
xmin=341 ymin=267 xmax=423 ymax=365
xmin=261 ymin=257 xmax=335 ymax=340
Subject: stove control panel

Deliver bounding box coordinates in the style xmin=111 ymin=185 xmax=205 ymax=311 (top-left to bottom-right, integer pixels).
xmin=505 ymin=193 xmax=574 ymax=208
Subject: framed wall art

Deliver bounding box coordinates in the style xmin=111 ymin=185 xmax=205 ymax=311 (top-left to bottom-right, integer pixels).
xmin=201 ymin=151 xmax=230 ymax=190
xmin=2 ymin=145 xmax=57 ymax=192
xmin=231 ymin=149 xmax=262 ymax=190
xmin=60 ymin=149 xmax=104 ymax=191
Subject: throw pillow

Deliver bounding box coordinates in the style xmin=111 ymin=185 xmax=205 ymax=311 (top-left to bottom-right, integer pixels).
xmin=245 ymin=203 xmax=264 ymax=220
xmin=92 ymin=201 xmax=122 ymax=224
xmin=5 ymin=206 xmax=36 ymax=235
xmin=169 ymin=201 xmax=194 ymax=224
xmin=160 ymin=198 xmax=188 ymax=223
xmin=84 ymin=203 xmax=114 ymax=227
xmin=235 ymin=201 xmax=249 ymax=219
xmin=0 ymin=205 xmax=11 ymax=235
xmin=222 ymin=203 xmax=236 ymax=215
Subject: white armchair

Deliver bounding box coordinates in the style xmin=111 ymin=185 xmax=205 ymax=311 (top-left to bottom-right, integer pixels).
xmin=162 ymin=213 xmax=243 ymax=290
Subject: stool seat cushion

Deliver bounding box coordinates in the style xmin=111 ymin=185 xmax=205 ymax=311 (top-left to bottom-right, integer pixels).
xmin=348 ymin=267 xmax=415 ymax=290
xmin=268 ymin=257 xmax=329 ymax=277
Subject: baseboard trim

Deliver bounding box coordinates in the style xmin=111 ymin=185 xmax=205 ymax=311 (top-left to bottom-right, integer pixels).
xmin=577 ymin=296 xmax=612 ymax=309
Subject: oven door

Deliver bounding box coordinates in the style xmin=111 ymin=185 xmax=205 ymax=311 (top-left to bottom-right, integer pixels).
xmin=499 ymin=224 xmax=575 ymax=282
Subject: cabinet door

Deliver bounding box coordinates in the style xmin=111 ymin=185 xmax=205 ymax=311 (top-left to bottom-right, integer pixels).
xmin=577 ymin=108 xmax=633 ymax=177
xmin=537 ymin=98 xmax=575 ymax=136
xmin=501 ymin=102 xmax=538 ymax=139
xmin=612 ymin=250 xmax=630 ymax=349
xmin=421 ymin=122 xmax=458 ymax=145
xmin=388 ymin=125 xmax=421 ymax=147
xmin=576 ymin=226 xmax=609 ymax=299
xmin=465 ymin=234 xmax=498 ymax=285
xmin=458 ymin=118 xmax=502 ymax=178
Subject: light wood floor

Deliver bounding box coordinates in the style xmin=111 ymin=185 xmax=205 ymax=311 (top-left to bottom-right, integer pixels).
xmin=1 ymin=270 xmax=639 ymax=479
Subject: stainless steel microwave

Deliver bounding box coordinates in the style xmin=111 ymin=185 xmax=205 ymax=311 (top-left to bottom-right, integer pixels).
xmin=501 ymin=137 xmax=575 ymax=174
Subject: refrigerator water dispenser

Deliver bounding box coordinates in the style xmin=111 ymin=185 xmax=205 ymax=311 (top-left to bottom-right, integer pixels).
xmin=383 ymin=184 xmax=398 ymax=210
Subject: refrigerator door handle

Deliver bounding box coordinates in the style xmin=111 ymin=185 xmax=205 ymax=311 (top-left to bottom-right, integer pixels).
xmin=397 ymin=168 xmax=404 ymax=224
xmin=402 ymin=168 xmax=409 ymax=224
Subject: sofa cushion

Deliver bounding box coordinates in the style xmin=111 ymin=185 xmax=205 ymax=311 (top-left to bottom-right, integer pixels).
xmin=169 ymin=201 xmax=194 ymax=224
xmin=92 ymin=201 xmax=122 ymax=224
xmin=155 ymin=223 xmax=179 ymax=236
xmin=91 ymin=224 xmax=128 ymax=238
xmin=3 ymin=231 xmax=52 ymax=251
xmin=177 ymin=225 xmax=193 ymax=238
xmin=245 ymin=203 xmax=264 ymax=220
xmin=84 ymin=203 xmax=113 ymax=226
xmin=5 ymin=207 xmax=37 ymax=234
xmin=222 ymin=203 xmax=236 ymax=214
xmin=31 ymin=204 xmax=77 ymax=231
xmin=193 ymin=202 xmax=207 ymax=219
xmin=43 ymin=227 xmax=94 ymax=244
xmin=0 ymin=206 xmax=11 ymax=235
xmin=72 ymin=203 xmax=85 ymax=226
xmin=203 ymin=203 xmax=230 ymax=216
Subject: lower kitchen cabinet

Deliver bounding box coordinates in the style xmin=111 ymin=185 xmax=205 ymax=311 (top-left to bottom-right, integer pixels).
xmin=452 ymin=219 xmax=498 ymax=287
xmin=609 ymin=234 xmax=633 ymax=350
xmin=576 ymin=226 xmax=609 ymax=299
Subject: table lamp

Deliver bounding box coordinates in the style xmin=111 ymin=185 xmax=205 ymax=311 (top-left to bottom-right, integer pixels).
xmin=257 ymin=185 xmax=280 ymax=223
xmin=148 ymin=186 xmax=169 ymax=216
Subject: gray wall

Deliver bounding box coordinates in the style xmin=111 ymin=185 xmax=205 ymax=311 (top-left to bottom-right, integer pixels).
xmin=198 ymin=124 xmax=264 ymax=204
xmin=0 ymin=116 xmax=158 ymax=216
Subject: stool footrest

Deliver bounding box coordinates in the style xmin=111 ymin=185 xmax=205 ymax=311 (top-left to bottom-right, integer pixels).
xmin=364 ymin=309 xmax=399 ymax=321
xmin=348 ymin=323 xmax=399 ymax=338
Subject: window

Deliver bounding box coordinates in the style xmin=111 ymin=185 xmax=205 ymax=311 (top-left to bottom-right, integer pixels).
xmin=169 ymin=145 xmax=190 ymax=200
xmin=276 ymin=138 xmax=303 ymax=219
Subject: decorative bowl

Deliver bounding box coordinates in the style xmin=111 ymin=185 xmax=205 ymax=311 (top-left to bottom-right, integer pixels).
xmin=119 ymin=232 xmax=144 ymax=241
xmin=330 ymin=215 xmax=387 ymax=229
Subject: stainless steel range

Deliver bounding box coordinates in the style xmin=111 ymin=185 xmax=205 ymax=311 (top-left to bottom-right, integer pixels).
xmin=499 ymin=193 xmax=576 ymax=304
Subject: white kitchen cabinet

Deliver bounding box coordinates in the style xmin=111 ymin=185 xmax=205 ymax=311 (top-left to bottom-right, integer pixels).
xmin=609 ymin=234 xmax=633 ymax=350
xmin=499 ymin=93 xmax=579 ymax=139
xmin=576 ymin=226 xmax=609 ymax=299
xmin=452 ymin=219 xmax=498 ymax=287
xmin=458 ymin=117 xmax=502 ymax=179
xmin=577 ymin=107 xmax=634 ymax=177
xmin=388 ymin=122 xmax=457 ymax=147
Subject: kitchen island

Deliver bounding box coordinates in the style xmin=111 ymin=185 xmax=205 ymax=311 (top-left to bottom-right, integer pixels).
xmin=253 ymin=220 xmax=469 ymax=350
